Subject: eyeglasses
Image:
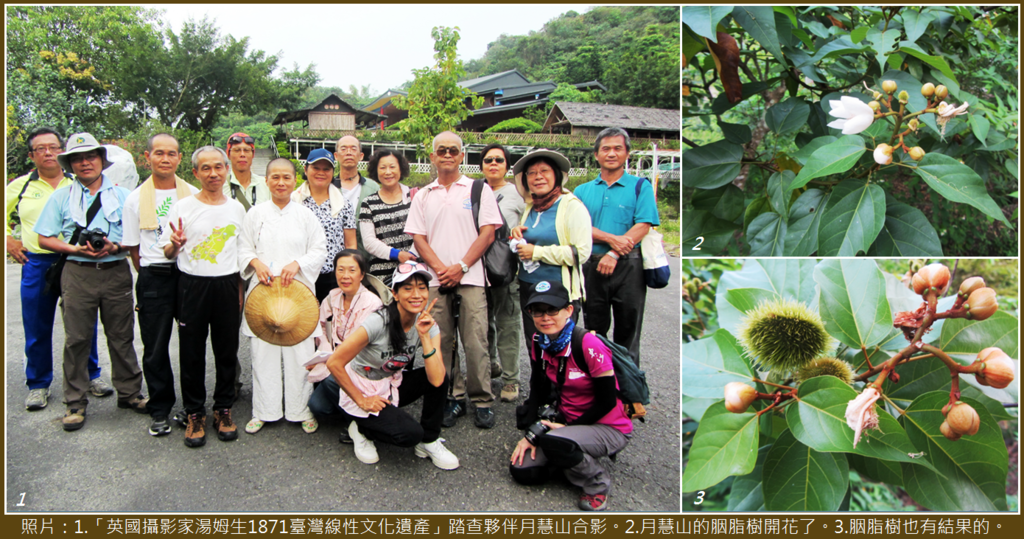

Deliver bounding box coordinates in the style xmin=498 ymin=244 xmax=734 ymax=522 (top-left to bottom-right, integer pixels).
xmin=483 ymin=157 xmax=505 ymax=164
xmin=228 ymin=135 xmax=255 ymax=145
xmin=68 ymin=152 xmax=101 ymax=164
xmin=229 ymin=147 xmax=254 ymax=155
xmin=396 ymin=262 xmax=423 ymax=274
xmin=434 ymin=146 xmax=461 ymax=157
xmin=30 ymin=145 xmax=62 ymax=155
xmin=336 ymin=146 xmax=361 ymax=155
xmin=529 ymin=305 xmax=562 ymax=318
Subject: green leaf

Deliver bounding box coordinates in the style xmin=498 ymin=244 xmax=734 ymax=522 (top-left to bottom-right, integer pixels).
xmin=682 ymin=210 xmax=738 ymax=256
xmin=691 ymin=184 xmax=745 ymax=222
xmin=798 ymin=35 xmax=869 ymax=67
xmin=718 ymin=120 xmax=752 ymax=145
xmin=773 ymin=6 xmax=797 ymax=29
xmin=899 ymin=42 xmax=958 ymax=83
xmin=743 ymin=195 xmax=772 ymax=231
xmin=848 ymin=454 xmax=903 ymax=486
xmin=732 ymin=7 xmax=786 ymax=66
xmin=850 ymin=26 xmax=869 ymax=44
xmin=813 ymin=259 xmax=892 ymax=349
xmin=939 ymin=310 xmax=1019 ymax=364
xmin=682 ymin=401 xmax=760 ymax=491
xmin=817 ymin=180 xmax=886 ymax=256
xmin=763 ymin=429 xmax=849 ymax=511
xmin=899 ymin=392 xmax=1008 ymax=511
xmin=682 ymin=27 xmax=706 ymax=65
xmin=724 ymin=288 xmax=781 ymax=317
xmin=792 ymin=136 xmax=837 ymax=166
xmin=867 ymin=28 xmax=900 ymax=74
xmin=727 ymin=445 xmax=770 ymax=511
xmin=681 ymin=329 xmax=756 ymax=399
xmin=960 ymin=386 xmax=1015 ymax=421
xmin=789 ymin=135 xmax=866 ymax=190
xmin=970 ymin=114 xmax=990 ymax=148
xmin=910 ymin=152 xmax=1012 ymax=227
xmin=867 ymin=200 xmax=944 ymax=256
xmin=747 ymin=212 xmax=787 ymax=256
xmin=681 ymin=6 xmax=734 ymax=42
xmin=784 ymin=189 xmax=829 ymax=256
xmin=767 ymin=171 xmax=796 ymax=218
xmin=786 ymin=376 xmax=935 ymax=469
xmin=712 ymin=81 xmax=771 ymax=114
xmin=902 ymin=9 xmax=935 ymax=43
xmin=682 ymin=141 xmax=743 ymax=190
xmin=766 ymin=97 xmax=810 ymax=137
xmin=881 ymin=357 xmax=1015 ymax=422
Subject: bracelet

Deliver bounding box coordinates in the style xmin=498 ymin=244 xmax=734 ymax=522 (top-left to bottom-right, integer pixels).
xmin=422 ymin=348 xmax=437 ymax=359
xmin=389 ymin=248 xmax=399 ymax=261
xmin=606 ymin=251 xmax=620 ymax=260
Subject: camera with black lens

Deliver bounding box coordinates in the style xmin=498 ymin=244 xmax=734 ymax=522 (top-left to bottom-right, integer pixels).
xmin=78 ymin=229 xmax=107 ymax=250
xmin=524 ymin=404 xmax=561 ymax=445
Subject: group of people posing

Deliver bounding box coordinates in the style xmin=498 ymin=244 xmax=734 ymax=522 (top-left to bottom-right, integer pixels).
xmin=7 ymin=126 xmax=660 ymax=511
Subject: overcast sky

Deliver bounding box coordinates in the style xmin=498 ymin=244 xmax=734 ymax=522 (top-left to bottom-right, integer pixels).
xmin=153 ymin=4 xmax=590 ymax=95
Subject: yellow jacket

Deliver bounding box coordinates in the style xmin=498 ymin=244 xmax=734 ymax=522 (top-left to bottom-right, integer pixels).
xmin=519 ymin=189 xmax=593 ymax=301
xmin=5 ymin=171 xmax=76 ymax=253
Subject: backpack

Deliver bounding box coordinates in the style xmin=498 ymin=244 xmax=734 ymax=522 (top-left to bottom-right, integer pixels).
xmin=470 ymin=179 xmax=518 ymax=287
xmin=533 ymin=326 xmax=650 ymax=422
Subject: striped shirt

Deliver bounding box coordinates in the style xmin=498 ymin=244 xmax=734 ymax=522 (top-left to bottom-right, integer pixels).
xmin=359 ymin=192 xmax=413 ymax=286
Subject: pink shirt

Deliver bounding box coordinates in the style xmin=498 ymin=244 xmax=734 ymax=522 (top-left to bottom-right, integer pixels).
xmin=404 ymin=175 xmax=503 ymax=287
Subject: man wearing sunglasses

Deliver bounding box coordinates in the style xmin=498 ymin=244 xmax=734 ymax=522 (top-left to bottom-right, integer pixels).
xmin=222 ymin=132 xmax=270 ymax=211
xmin=7 ymin=128 xmax=110 ymax=412
xmin=36 ymin=133 xmax=148 ymax=431
xmin=405 ymin=131 xmax=504 ymax=429
xmin=332 ymin=135 xmax=379 ymax=260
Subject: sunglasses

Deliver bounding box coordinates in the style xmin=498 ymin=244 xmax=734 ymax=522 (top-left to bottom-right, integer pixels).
xmin=396 ymin=262 xmax=423 ymax=274
xmin=483 ymin=157 xmax=505 ymax=164
xmin=529 ymin=305 xmax=563 ymax=318
xmin=228 ymin=135 xmax=255 ymax=145
xmin=434 ymin=146 xmax=461 ymax=157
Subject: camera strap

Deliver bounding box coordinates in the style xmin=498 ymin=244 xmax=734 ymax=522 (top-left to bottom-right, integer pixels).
xmin=67 ymin=194 xmax=105 ymax=247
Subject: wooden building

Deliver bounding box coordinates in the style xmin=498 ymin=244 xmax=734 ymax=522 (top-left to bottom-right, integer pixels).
xmin=272 ymin=94 xmax=385 ymax=131
xmin=542 ymin=102 xmax=680 ymax=140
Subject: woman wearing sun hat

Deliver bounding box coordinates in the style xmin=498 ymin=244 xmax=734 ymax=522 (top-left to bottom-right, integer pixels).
xmin=510 ymin=148 xmax=593 ymax=351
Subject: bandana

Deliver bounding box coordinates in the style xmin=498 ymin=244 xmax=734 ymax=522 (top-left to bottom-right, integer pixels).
xmin=538 ymin=317 xmax=575 ymax=355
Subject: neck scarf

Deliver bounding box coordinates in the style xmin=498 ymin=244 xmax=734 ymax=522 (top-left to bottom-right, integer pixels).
xmin=139 ymin=175 xmax=193 ymax=230
xmin=531 ymin=187 xmax=562 ymax=213
xmin=538 ymin=317 xmax=575 ymax=354
xmin=69 ymin=175 xmax=120 ymax=228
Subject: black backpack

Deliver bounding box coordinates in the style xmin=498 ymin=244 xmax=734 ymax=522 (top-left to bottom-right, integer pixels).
xmin=470 ymin=179 xmax=518 ymax=287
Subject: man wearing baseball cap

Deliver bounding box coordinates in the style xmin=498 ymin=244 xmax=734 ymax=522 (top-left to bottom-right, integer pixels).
xmin=35 ymin=133 xmax=148 ymax=431
xmin=222 ymin=132 xmax=270 ymax=211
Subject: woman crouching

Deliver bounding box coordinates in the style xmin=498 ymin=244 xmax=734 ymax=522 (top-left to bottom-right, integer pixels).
xmin=325 ymin=261 xmax=458 ymax=469
xmin=510 ymin=280 xmax=632 ymax=511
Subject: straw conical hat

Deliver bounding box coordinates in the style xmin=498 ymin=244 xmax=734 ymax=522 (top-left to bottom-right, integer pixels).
xmin=245 ymin=279 xmax=319 ymax=346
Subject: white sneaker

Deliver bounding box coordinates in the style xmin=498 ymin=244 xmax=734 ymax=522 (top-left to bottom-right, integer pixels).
xmin=414 ymin=439 xmax=460 ymax=470
xmin=349 ymin=422 xmax=379 ymax=464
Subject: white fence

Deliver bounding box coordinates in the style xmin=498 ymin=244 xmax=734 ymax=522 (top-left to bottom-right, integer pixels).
xmin=295 ymin=160 xmax=598 ymax=178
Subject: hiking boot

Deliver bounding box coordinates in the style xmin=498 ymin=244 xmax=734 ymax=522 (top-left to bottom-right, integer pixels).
xmin=25 ymin=388 xmax=49 ymax=411
xmin=117 ymin=394 xmax=149 ymax=414
xmin=474 ymin=407 xmax=495 ymax=429
xmin=212 ymin=408 xmax=238 ymax=442
xmin=148 ymin=417 xmax=171 ymax=437
xmin=490 ymin=362 xmax=502 ymax=379
xmin=62 ymin=408 xmax=86 ymax=431
xmin=184 ymin=413 xmax=206 ymax=448
xmin=414 ymin=439 xmax=460 ymax=470
xmin=349 ymin=422 xmax=378 ymax=464
xmin=88 ymin=378 xmax=114 ymax=397
xmin=441 ymin=398 xmax=466 ymax=428
xmin=339 ymin=425 xmax=353 ymax=444
xmin=500 ymin=383 xmax=519 ymax=402
xmin=578 ymin=493 xmax=608 ymax=511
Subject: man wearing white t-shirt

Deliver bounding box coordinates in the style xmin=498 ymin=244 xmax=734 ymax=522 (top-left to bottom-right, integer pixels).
xmin=123 ymin=134 xmax=199 ymax=437
xmin=161 ymin=146 xmax=247 ymax=448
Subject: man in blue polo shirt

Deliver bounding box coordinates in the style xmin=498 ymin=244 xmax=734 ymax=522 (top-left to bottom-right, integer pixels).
xmin=36 ymin=133 xmax=147 ymax=431
xmin=572 ymin=127 xmax=659 ymax=366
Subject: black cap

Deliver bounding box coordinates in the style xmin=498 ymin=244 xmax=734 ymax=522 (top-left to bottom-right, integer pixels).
xmin=525 ymin=280 xmax=570 ymax=310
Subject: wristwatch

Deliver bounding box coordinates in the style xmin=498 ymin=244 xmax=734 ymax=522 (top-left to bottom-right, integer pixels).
xmin=459 ymin=260 xmax=470 ymax=273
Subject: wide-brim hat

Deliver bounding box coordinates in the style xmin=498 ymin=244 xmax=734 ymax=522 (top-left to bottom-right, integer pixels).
xmin=363 ymin=273 xmax=394 ymax=305
xmin=512 ymin=148 xmax=571 ymax=200
xmin=525 ymin=280 xmax=570 ymax=310
xmin=245 ymin=279 xmax=319 ymax=346
xmin=57 ymin=133 xmax=113 ymax=172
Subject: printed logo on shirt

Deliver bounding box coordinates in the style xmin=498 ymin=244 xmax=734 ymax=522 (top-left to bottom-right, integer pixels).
xmin=462 ymin=197 xmax=473 ymax=210
xmin=589 ymin=347 xmax=605 ymax=364
xmin=568 ymin=370 xmax=587 ymax=380
xmin=382 ymin=354 xmax=412 ymax=373
xmin=190 ymin=224 xmax=237 ymax=264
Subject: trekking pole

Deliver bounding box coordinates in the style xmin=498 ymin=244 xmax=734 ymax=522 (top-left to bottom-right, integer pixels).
xmin=447 ymin=290 xmax=462 ymax=401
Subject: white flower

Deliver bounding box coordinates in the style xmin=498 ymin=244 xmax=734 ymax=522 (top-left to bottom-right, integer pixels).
xmin=827 ymin=96 xmax=875 ymax=134
xmin=844 ymin=387 xmax=881 ymax=448
xmin=873 ymin=144 xmax=893 ymax=165
xmin=935 ymin=101 xmax=969 ymax=137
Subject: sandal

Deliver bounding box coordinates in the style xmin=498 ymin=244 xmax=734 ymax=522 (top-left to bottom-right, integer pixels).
xmin=301 ymin=418 xmax=318 ymax=434
xmin=245 ymin=418 xmax=264 ymax=434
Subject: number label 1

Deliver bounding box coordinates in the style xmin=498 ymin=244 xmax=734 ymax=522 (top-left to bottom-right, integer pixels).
xmin=16 ymin=492 xmax=25 ymax=506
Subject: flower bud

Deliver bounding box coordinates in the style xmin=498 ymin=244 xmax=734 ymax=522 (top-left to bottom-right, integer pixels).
xmin=946 ymin=402 xmax=980 ymax=436
xmin=882 ymin=80 xmax=898 ymax=94
xmin=911 ymin=263 xmax=951 ymax=296
xmin=921 ymin=82 xmax=936 ymax=97
xmin=872 ymin=90 xmax=883 ymax=101
xmin=935 ymin=84 xmax=949 ymax=99
xmin=684 ymin=281 xmax=699 ymax=299
xmin=873 ymin=143 xmax=894 ymax=165
xmin=939 ymin=420 xmax=962 ymax=441
xmin=958 ymin=276 xmax=985 ymax=297
xmin=908 ymin=147 xmax=926 ymax=161
xmin=897 ymin=90 xmax=910 ymax=104
xmin=724 ymin=382 xmax=757 ymax=413
xmin=868 ymin=100 xmax=881 ymax=112
xmin=908 ymin=118 xmax=920 ymax=131
xmin=965 ymin=287 xmax=998 ymax=320
xmin=974 ymin=347 xmax=1015 ymax=389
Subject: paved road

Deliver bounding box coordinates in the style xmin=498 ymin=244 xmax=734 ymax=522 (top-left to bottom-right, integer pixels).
xmin=5 ymin=259 xmax=680 ymax=513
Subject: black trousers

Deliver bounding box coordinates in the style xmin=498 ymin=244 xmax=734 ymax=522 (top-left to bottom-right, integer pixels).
xmin=351 ymin=369 xmax=449 ymax=447
xmin=315 ymin=272 xmax=338 ymax=305
xmin=136 ymin=264 xmax=179 ymax=419
xmin=582 ymin=253 xmax=645 ymax=366
xmin=177 ymin=273 xmax=240 ymax=415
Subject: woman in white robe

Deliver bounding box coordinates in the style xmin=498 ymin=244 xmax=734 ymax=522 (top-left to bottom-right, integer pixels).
xmin=237 ymin=158 xmax=327 ymax=434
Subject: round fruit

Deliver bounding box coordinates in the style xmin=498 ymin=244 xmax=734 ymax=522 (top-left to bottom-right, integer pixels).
xmin=738 ymin=298 xmax=834 ymax=371
xmin=946 ymin=402 xmax=980 ymax=436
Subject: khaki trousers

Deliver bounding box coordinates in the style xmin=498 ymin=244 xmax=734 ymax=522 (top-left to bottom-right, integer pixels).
xmin=429 ymin=285 xmax=494 ymax=407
